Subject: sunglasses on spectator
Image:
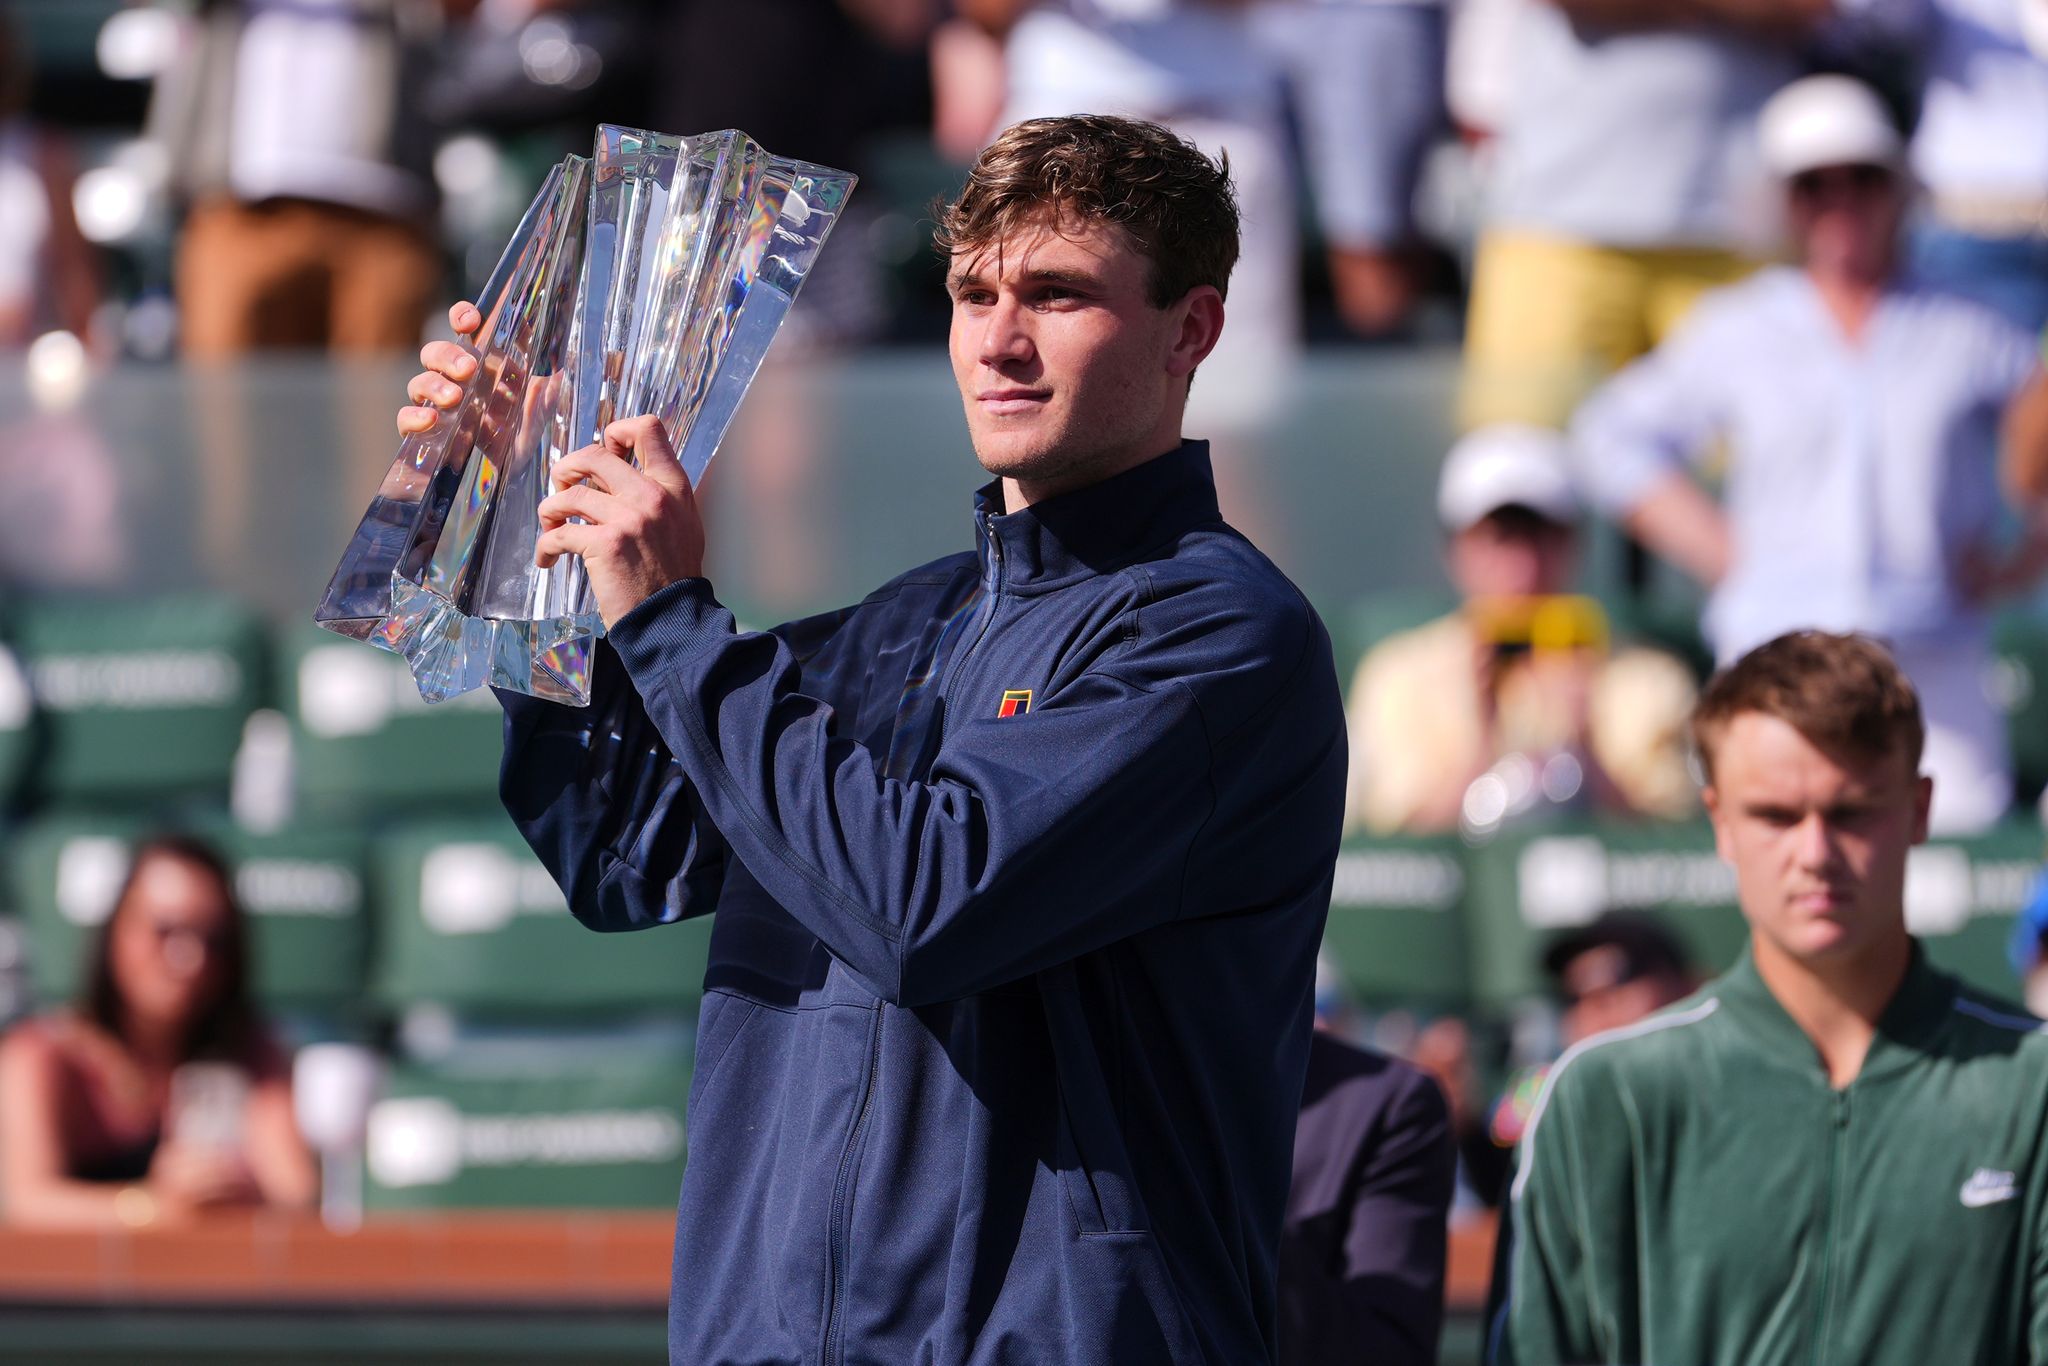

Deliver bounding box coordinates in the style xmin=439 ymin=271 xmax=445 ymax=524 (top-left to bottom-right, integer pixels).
xmin=1789 ymin=164 xmax=1894 ymax=199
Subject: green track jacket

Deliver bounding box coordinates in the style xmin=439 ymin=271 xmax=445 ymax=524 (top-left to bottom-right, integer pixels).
xmin=1492 ymin=944 xmax=2048 ymax=1366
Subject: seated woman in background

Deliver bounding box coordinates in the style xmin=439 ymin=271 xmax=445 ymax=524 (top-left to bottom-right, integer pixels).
xmin=0 ymin=836 xmax=315 ymax=1227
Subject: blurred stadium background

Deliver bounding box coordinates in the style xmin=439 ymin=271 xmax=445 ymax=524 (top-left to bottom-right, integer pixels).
xmin=1 ymin=1 xmax=2046 ymax=1363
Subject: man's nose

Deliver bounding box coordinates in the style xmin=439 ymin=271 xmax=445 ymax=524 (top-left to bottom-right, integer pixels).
xmin=978 ymin=296 xmax=1035 ymax=367
xmin=1792 ymin=812 xmax=1837 ymax=869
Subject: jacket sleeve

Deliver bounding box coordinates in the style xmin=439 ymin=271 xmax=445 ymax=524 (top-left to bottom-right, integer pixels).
xmin=1490 ymin=1066 xmax=1600 ymax=1366
xmin=1341 ymin=1066 xmax=1456 ymax=1366
xmin=494 ymin=640 xmax=728 ymax=933
xmin=602 ymin=574 xmax=1339 ymax=1008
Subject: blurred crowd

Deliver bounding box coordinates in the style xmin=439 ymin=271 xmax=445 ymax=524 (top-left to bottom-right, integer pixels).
xmin=4 ymin=4 xmax=2048 ymax=1356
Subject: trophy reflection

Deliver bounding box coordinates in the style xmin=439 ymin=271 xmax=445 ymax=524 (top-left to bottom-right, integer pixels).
xmin=313 ymin=127 xmax=856 ymax=705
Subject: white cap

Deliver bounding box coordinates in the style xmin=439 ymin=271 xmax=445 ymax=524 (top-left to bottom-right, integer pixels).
xmin=1437 ymin=424 xmax=1578 ymax=532
xmin=1757 ymin=75 xmax=1905 ymax=180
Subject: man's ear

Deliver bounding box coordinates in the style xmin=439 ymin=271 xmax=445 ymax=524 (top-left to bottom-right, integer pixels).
xmin=1703 ymin=785 xmax=1734 ymax=864
xmin=1165 ymin=285 xmax=1225 ymax=380
xmin=1911 ymin=772 xmax=1933 ymax=845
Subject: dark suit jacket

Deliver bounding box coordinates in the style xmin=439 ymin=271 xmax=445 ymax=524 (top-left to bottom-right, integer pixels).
xmin=1281 ymin=1032 xmax=1456 ymax=1366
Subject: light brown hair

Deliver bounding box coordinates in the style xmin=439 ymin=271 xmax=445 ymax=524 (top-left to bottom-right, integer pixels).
xmin=1691 ymin=630 xmax=1924 ymax=784
xmin=933 ymin=114 xmax=1240 ymax=308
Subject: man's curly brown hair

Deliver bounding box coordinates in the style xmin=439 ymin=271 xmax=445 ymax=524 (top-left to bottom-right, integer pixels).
xmin=933 ymin=115 xmax=1241 ymax=308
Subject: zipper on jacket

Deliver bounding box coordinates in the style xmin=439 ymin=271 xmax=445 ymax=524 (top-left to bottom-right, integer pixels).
xmin=1808 ymin=1090 xmax=1852 ymax=1366
xmin=822 ymin=1007 xmax=885 ymax=1366
xmin=937 ymin=513 xmax=1006 ymax=731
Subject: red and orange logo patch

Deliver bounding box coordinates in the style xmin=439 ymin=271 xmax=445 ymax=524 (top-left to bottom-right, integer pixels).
xmin=997 ymin=689 xmax=1033 ymax=718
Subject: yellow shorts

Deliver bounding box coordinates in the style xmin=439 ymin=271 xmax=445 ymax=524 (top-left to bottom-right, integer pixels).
xmin=1459 ymin=231 xmax=1759 ymax=430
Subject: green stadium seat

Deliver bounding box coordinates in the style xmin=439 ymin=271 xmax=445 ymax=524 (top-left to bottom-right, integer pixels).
xmin=1907 ymin=823 xmax=2045 ymax=996
xmin=1461 ymin=822 xmax=1748 ymax=1008
xmin=1322 ymin=835 xmax=1470 ymax=1008
xmin=373 ymin=815 xmax=713 ymax=1018
xmin=13 ymin=593 xmax=267 ymax=806
xmin=1460 ymin=819 xmax=2045 ymax=1008
xmin=4 ymin=814 xmax=373 ymax=1018
xmin=363 ymin=1044 xmax=690 ymax=1210
xmin=281 ymin=623 xmax=505 ymax=814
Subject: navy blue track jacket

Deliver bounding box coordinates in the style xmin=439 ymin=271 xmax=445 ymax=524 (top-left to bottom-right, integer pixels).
xmin=496 ymin=442 xmax=1348 ymax=1365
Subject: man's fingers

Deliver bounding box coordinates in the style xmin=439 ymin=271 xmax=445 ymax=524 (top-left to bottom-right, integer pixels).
xmin=406 ymin=371 xmax=463 ymax=409
xmin=536 ymin=521 xmax=598 ymax=569
xmin=419 ymin=339 xmax=477 ymax=383
xmin=551 ymin=443 xmax=643 ymax=497
xmin=604 ymin=416 xmax=687 ymax=488
xmin=538 ymin=483 xmax=611 ymax=529
xmin=449 ymin=300 xmax=483 ymax=337
xmin=397 ymin=405 xmax=441 ymax=436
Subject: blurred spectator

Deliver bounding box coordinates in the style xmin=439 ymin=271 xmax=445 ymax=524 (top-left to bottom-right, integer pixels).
xmin=1570 ymin=75 xmax=2048 ymax=833
xmin=1252 ymin=0 xmax=1450 ymax=337
xmin=1408 ymin=1013 xmax=1510 ymax=1214
xmin=641 ymin=0 xmax=933 ymax=349
xmin=1482 ymin=911 xmax=1696 ymax=1202
xmin=1907 ymin=0 xmax=2048 ymax=335
xmin=936 ymin=0 xmax=1296 ymax=427
xmin=1280 ymin=1019 xmax=1454 ymax=1366
xmin=1541 ymin=910 xmax=1696 ymax=1045
xmin=1343 ymin=425 xmax=1698 ymax=836
xmin=1458 ymin=0 xmax=1858 ymax=430
xmin=149 ymin=0 xmax=444 ymax=355
xmin=0 ymin=836 xmax=315 ymax=1228
xmin=0 ymin=5 xmax=101 ymax=347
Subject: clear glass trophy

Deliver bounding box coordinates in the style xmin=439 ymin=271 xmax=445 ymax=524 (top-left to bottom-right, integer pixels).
xmin=314 ymin=127 xmax=857 ymax=705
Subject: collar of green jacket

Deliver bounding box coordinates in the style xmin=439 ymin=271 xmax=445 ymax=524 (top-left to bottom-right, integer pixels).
xmin=1712 ymin=939 xmax=1958 ymax=1086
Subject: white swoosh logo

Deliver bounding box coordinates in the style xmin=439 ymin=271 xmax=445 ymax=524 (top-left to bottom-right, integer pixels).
xmin=1960 ymin=1171 xmax=2020 ymax=1208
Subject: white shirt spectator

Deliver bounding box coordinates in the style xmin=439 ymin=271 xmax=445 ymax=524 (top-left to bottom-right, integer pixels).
xmin=1485 ymin=3 xmax=1796 ymax=252
xmin=1571 ymin=266 xmax=2038 ymax=830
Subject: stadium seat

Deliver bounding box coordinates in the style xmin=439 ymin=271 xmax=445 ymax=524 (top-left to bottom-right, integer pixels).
xmin=1322 ymin=835 xmax=1471 ymax=1008
xmin=1907 ymin=823 xmax=2045 ymax=994
xmin=4 ymin=814 xmax=373 ymax=1018
xmin=372 ymin=815 xmax=714 ymax=1018
xmin=1461 ymin=821 xmax=1747 ymax=1007
xmin=11 ymin=593 xmax=267 ymax=806
xmin=363 ymin=1042 xmax=691 ymax=1211
xmin=1460 ymin=818 xmax=2042 ymax=1006
xmin=281 ymin=623 xmax=505 ymax=815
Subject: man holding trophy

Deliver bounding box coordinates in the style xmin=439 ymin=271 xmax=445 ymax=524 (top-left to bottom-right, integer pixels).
xmin=395 ymin=115 xmax=1346 ymax=1365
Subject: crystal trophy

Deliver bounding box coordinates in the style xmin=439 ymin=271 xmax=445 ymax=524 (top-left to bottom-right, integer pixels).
xmin=314 ymin=126 xmax=856 ymax=705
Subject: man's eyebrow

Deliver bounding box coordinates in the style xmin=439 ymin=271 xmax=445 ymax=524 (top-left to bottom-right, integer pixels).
xmin=946 ymin=265 xmax=1105 ymax=294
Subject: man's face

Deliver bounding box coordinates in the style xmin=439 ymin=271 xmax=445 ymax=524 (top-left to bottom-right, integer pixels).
xmin=1788 ymin=162 xmax=1903 ymax=280
xmin=1447 ymin=509 xmax=1576 ymax=600
xmin=1704 ymin=712 xmax=1930 ymax=970
xmin=947 ymin=213 xmax=1214 ymax=500
xmin=1557 ymin=947 xmax=1689 ymax=1046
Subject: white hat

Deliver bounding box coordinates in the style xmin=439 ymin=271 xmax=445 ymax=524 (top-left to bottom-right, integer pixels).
xmin=1437 ymin=424 xmax=1578 ymax=531
xmin=1757 ymin=75 xmax=1905 ymax=180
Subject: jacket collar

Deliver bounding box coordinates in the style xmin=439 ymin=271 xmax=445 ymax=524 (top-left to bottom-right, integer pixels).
xmin=1714 ymin=938 xmax=1955 ymax=1086
xmin=970 ymin=440 xmax=1223 ymax=591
